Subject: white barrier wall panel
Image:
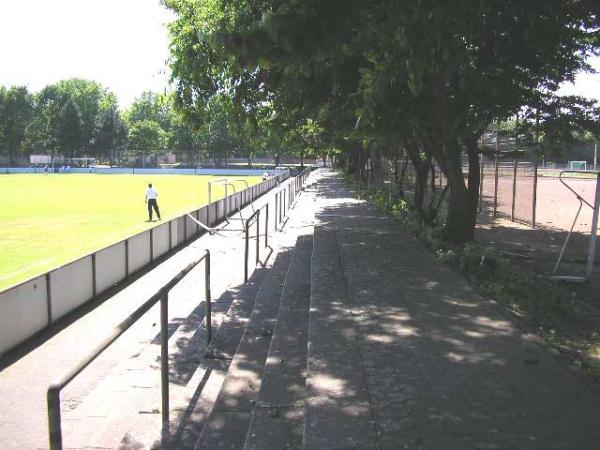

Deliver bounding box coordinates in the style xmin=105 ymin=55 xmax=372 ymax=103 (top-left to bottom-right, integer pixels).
xmin=218 ymin=202 xmax=223 ymax=223
xmin=153 ymin=223 xmax=170 ymax=259
xmin=176 ymin=217 xmax=186 ymax=246
xmin=217 ymin=199 xmax=225 ymax=221
xmin=51 ymin=257 xmax=94 ymax=320
xmin=208 ymin=203 xmax=217 ymax=226
xmin=237 ymin=192 xmax=243 ymax=210
xmin=186 ymin=214 xmax=197 ymax=240
xmin=129 ymin=231 xmax=151 ymax=274
xmin=95 ymin=242 xmax=127 ymax=294
xmin=198 ymin=207 xmax=208 ymax=226
xmin=0 ymin=276 xmax=48 ymax=356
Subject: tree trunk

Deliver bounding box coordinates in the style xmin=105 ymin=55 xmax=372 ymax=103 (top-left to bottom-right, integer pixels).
xmin=465 ymin=136 xmax=481 ymax=230
xmin=444 ymin=142 xmax=474 ymax=243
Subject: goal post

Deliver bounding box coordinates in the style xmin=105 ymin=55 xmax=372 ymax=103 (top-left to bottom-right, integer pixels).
xmin=568 ymin=161 xmax=587 ymax=171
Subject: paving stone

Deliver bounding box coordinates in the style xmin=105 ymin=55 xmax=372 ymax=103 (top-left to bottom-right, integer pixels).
xmin=315 ymin=169 xmax=600 ymax=450
xmin=304 ymin=398 xmax=377 ymax=450
xmin=244 ymin=406 xmax=304 ymax=450
xmin=195 ymin=412 xmax=251 ymax=450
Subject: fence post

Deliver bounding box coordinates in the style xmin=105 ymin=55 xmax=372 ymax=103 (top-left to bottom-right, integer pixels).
xmin=160 ymin=293 xmax=169 ymax=435
xmin=511 ymin=159 xmax=517 ymax=221
xmin=479 ymin=154 xmax=484 ymax=212
xmin=532 ymin=157 xmax=538 ymax=227
xmin=493 ymin=123 xmax=500 ymax=218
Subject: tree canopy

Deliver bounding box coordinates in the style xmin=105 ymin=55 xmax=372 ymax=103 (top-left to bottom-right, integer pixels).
xmin=166 ymin=0 xmax=600 ymax=242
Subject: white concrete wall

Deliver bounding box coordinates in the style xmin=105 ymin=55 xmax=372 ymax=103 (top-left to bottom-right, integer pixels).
xmin=185 ymin=213 xmax=197 ymax=240
xmin=208 ymin=203 xmax=217 ymax=226
xmin=128 ymin=231 xmax=151 ymax=274
xmin=217 ymin=199 xmax=225 ymax=222
xmin=95 ymin=242 xmax=126 ymax=293
xmin=0 ymin=276 xmax=48 ymax=355
xmin=152 ymin=223 xmax=170 ymax=259
xmin=176 ymin=217 xmax=186 ymax=246
xmin=51 ymin=257 xmax=94 ymax=320
xmin=0 ymin=174 xmax=295 ymax=356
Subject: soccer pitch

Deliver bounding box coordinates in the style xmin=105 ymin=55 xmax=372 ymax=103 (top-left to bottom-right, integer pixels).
xmin=0 ymin=173 xmax=261 ymax=291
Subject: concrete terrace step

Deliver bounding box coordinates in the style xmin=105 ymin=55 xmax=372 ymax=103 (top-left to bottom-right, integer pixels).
xmin=204 ymin=268 xmax=270 ymax=362
xmin=159 ymin=266 xmax=271 ymax=450
xmin=244 ymin=234 xmax=313 ymax=450
xmin=194 ymin=248 xmax=295 ymax=450
xmin=304 ymin=224 xmax=377 ymax=450
xmin=60 ymin=248 xmax=250 ymax=450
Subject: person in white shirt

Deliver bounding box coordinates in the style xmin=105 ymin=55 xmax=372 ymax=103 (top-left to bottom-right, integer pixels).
xmin=145 ymin=183 xmax=161 ymax=221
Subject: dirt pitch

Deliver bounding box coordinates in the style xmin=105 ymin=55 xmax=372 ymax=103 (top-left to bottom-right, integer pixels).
xmin=476 ymin=175 xmax=600 ymax=311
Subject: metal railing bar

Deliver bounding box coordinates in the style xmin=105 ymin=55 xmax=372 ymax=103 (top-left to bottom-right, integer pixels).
xmin=47 ymin=251 xmax=210 ymax=450
xmin=559 ymin=170 xmax=598 ymax=209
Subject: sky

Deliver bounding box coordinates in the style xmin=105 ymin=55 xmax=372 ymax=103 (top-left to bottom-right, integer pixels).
xmin=0 ymin=0 xmax=174 ymax=108
xmin=0 ymin=1 xmax=598 ymax=108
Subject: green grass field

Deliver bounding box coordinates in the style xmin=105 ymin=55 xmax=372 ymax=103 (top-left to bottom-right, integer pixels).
xmin=0 ymin=174 xmax=261 ymax=291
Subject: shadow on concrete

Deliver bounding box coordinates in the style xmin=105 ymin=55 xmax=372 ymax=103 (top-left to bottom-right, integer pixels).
xmin=304 ymin=174 xmax=600 ymax=449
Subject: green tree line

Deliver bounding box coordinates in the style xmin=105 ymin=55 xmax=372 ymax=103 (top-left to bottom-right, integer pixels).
xmin=0 ymin=78 xmax=308 ymax=167
xmin=166 ymin=0 xmax=600 ymax=243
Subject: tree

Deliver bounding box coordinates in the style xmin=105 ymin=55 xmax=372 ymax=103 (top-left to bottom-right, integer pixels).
xmin=95 ymin=106 xmax=128 ymax=165
xmin=0 ymin=86 xmax=34 ymax=165
xmin=128 ymin=120 xmax=166 ymax=167
xmin=125 ymin=91 xmax=172 ymax=131
xmin=56 ymin=98 xmax=83 ymax=158
xmin=20 ymin=79 xmax=122 ymax=162
xmin=166 ymin=0 xmax=600 ymax=243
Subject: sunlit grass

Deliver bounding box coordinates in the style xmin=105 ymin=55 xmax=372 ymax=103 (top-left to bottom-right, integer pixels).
xmin=0 ymin=173 xmax=261 ymax=291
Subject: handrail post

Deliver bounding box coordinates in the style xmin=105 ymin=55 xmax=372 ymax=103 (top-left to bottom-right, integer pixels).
xmin=265 ymin=203 xmax=269 ymax=249
xmin=256 ymin=212 xmax=260 ymax=266
xmin=205 ymin=250 xmax=212 ymax=344
xmin=160 ymin=293 xmax=169 ymax=435
xmin=244 ymin=218 xmax=250 ymax=283
xmin=274 ymin=192 xmax=278 ymax=230
xmin=47 ymin=385 xmax=63 ymax=450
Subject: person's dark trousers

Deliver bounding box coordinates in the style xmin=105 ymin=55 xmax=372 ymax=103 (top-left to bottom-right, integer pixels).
xmin=148 ymin=199 xmax=161 ymax=220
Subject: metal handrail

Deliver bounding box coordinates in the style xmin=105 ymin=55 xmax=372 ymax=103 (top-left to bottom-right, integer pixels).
xmin=47 ymin=250 xmax=211 ymax=450
xmin=558 ymin=170 xmax=597 ymax=209
xmin=552 ymin=170 xmax=600 ymax=280
xmin=244 ymin=204 xmax=272 ymax=283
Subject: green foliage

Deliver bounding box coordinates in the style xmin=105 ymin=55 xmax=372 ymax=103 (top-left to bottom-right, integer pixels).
xmin=0 ymin=86 xmax=34 ymax=163
xmin=166 ymin=0 xmax=600 ymax=244
xmin=128 ymin=120 xmax=167 ymax=155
